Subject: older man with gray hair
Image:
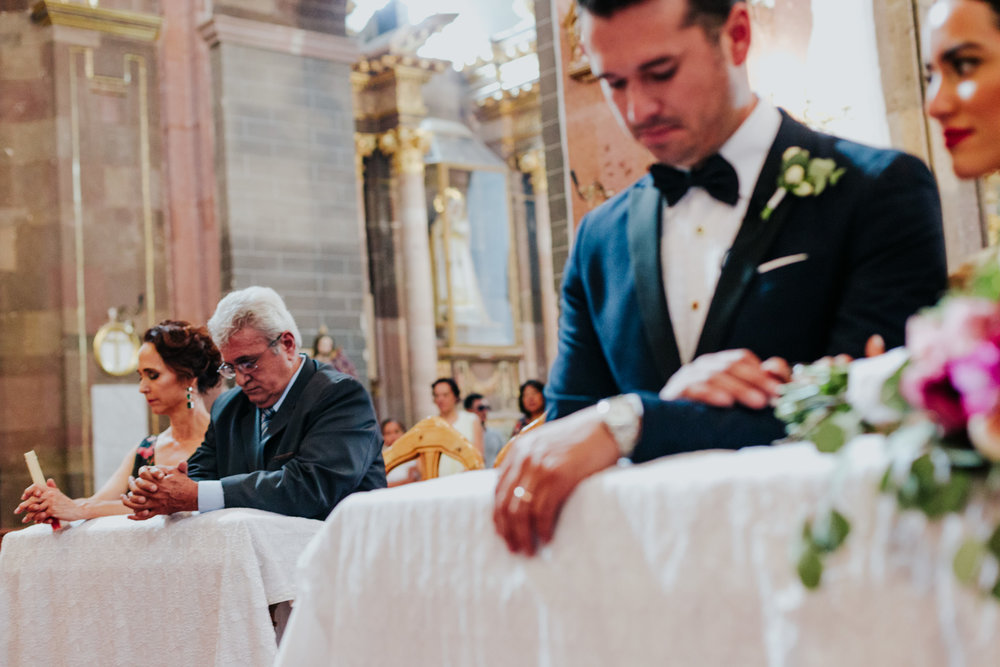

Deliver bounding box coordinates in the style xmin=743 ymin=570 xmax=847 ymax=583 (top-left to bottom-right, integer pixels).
xmin=123 ymin=286 xmax=386 ymax=520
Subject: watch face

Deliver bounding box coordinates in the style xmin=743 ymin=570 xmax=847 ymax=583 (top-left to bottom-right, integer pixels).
xmin=600 ymin=395 xmax=641 ymax=456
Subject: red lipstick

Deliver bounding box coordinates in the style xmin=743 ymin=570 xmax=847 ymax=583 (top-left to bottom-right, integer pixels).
xmin=944 ymin=128 xmax=973 ymax=149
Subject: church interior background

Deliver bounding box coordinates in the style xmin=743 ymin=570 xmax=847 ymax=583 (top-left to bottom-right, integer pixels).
xmin=0 ymin=0 xmax=996 ymax=531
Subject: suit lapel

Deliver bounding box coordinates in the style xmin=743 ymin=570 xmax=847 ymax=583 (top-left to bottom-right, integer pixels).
xmin=695 ymin=112 xmax=814 ymax=356
xmin=627 ymin=181 xmax=682 ymax=383
xmin=258 ymin=357 xmax=316 ymax=464
xmin=240 ymin=404 xmax=258 ymax=470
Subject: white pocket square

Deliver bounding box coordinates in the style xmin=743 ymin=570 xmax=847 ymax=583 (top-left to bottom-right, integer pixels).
xmin=757 ymin=253 xmax=809 ymax=274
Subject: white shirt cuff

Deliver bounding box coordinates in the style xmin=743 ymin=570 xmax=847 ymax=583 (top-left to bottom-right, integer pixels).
xmin=197 ymin=480 xmax=225 ymax=513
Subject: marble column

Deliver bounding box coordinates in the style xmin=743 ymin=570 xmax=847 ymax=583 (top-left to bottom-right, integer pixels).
xmin=379 ymin=126 xmax=437 ymax=422
xmin=520 ymin=148 xmax=560 ymax=374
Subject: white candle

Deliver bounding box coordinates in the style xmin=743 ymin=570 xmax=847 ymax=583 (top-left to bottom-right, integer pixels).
xmin=24 ymin=450 xmax=46 ymax=486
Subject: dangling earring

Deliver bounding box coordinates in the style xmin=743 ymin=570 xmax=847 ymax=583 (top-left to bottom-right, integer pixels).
xmin=186 ymin=386 xmax=194 ymax=409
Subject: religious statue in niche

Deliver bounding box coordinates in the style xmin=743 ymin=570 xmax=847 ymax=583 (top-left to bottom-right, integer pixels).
xmin=431 ymin=187 xmax=492 ymax=330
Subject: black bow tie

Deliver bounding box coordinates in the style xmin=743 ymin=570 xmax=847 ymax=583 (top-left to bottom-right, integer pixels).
xmin=649 ymin=154 xmax=740 ymax=207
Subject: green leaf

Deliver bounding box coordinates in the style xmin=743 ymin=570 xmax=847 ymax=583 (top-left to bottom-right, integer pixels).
xmin=811 ymin=509 xmax=851 ymax=553
xmin=985 ymin=462 xmax=1000 ymax=492
xmin=911 ymin=453 xmax=936 ymax=489
xmin=953 ymin=539 xmax=985 ymax=584
xmin=945 ymin=447 xmax=987 ymax=469
xmin=797 ymin=546 xmax=824 ymax=589
xmin=968 ymin=259 xmax=1000 ymax=299
xmin=810 ymin=419 xmax=847 ymax=453
xmin=880 ymin=363 xmax=910 ymax=414
xmin=829 ymin=167 xmax=847 ymax=186
xmin=987 ymin=523 xmax=1000 ymax=559
xmin=879 ymin=465 xmax=893 ymax=492
xmin=916 ymin=470 xmax=971 ymax=518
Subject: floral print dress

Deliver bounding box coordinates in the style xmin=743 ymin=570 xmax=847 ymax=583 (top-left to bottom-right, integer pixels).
xmin=130 ymin=434 xmax=157 ymax=478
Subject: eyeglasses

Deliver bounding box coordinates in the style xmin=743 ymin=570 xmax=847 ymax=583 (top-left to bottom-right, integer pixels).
xmin=218 ymin=333 xmax=283 ymax=380
xmin=475 ymin=404 xmax=491 ymax=412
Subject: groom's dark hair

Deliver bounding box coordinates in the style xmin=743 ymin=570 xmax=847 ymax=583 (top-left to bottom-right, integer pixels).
xmin=577 ymin=0 xmax=738 ymax=37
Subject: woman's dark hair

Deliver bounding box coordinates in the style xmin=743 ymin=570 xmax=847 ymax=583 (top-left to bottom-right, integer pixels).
xmin=518 ymin=379 xmax=546 ymax=417
xmin=431 ymin=377 xmax=461 ymax=400
xmin=143 ymin=320 xmax=222 ymax=394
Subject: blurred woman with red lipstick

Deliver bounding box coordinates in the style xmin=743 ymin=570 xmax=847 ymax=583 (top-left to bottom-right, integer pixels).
xmin=15 ymin=321 xmax=221 ymax=524
xmin=926 ymin=0 xmax=1000 ymax=178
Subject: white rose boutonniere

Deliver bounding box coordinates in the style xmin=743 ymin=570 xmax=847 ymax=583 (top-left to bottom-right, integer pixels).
xmin=761 ymin=147 xmax=847 ymax=221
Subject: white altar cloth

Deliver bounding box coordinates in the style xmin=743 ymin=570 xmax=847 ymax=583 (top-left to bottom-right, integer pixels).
xmin=276 ymin=439 xmax=1000 ymax=666
xmin=0 ymin=508 xmax=322 ymax=667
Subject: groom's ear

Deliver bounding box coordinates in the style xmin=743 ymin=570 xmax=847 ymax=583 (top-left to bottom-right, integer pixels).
xmin=720 ymin=4 xmax=752 ymax=67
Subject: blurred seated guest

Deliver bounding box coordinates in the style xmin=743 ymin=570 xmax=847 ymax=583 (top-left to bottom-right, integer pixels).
xmin=433 ymin=378 xmax=484 ymax=476
xmin=15 ymin=321 xmax=221 ymax=524
xmin=465 ymin=393 xmax=505 ymax=468
xmin=382 ymin=418 xmax=420 ymax=486
xmin=123 ymin=286 xmax=385 ymax=521
xmin=381 ymin=418 xmax=405 ymax=448
xmin=511 ymin=380 xmax=546 ymax=437
xmin=312 ymin=331 xmax=358 ymax=379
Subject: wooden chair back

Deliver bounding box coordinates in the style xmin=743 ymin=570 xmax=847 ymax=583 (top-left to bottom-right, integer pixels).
xmin=383 ymin=416 xmax=484 ymax=479
xmin=493 ymin=414 xmax=547 ymax=468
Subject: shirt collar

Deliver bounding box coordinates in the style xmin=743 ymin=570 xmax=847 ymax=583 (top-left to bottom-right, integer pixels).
xmin=717 ymin=96 xmax=782 ymax=202
xmin=268 ymin=353 xmax=306 ymax=414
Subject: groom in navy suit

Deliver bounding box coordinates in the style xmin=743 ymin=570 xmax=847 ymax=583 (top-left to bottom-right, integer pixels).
xmin=494 ymin=0 xmax=947 ymax=554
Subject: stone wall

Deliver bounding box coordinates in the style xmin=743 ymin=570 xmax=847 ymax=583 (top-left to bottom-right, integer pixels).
xmin=0 ymin=2 xmax=168 ymax=526
xmin=203 ymin=7 xmax=368 ymax=380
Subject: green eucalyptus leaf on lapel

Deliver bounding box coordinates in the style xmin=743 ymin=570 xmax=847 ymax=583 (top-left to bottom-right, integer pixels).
xmin=761 ymin=146 xmax=847 ymax=220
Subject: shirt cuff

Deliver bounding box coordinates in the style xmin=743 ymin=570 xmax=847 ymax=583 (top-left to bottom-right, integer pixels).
xmin=197 ymin=480 xmax=225 ymax=513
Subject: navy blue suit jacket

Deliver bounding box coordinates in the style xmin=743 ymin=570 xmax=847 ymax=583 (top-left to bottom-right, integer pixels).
xmin=547 ymin=113 xmax=947 ymax=462
xmin=187 ymin=357 xmax=386 ymax=519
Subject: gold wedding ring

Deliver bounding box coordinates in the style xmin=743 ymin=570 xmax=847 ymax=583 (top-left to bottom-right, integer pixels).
xmin=512 ymin=486 xmax=533 ymax=503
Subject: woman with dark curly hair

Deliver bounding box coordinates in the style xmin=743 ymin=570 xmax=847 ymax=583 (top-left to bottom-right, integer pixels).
xmin=16 ymin=320 xmax=222 ymax=524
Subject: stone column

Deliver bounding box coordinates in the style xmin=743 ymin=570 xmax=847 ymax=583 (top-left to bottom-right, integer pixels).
xmin=520 ymin=148 xmax=560 ymax=374
xmin=354 ymin=132 xmax=379 ymax=392
xmin=379 ymin=126 xmax=437 ymax=421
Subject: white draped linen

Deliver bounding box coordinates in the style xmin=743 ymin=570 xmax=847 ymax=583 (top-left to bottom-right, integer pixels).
xmin=276 ymin=438 xmax=1000 ymax=666
xmin=0 ymin=508 xmax=322 ymax=667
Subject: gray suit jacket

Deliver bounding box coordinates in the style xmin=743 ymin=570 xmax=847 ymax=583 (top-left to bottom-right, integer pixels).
xmin=187 ymin=358 xmax=386 ymax=519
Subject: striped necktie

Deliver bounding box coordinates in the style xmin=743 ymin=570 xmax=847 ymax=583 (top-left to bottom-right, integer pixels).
xmin=260 ymin=407 xmax=275 ymax=442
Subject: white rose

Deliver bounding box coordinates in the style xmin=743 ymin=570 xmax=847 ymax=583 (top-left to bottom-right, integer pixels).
xmin=967 ymin=413 xmax=1000 ymax=462
xmin=784 ymin=164 xmax=805 ymax=185
xmin=782 ymin=146 xmax=803 ymax=161
xmin=845 ymin=348 xmax=909 ymax=426
xmin=793 ymin=182 xmax=814 ymax=197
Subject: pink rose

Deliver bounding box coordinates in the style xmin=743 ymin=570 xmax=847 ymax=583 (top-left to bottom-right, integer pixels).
xmin=949 ymin=341 xmax=1000 ymax=417
xmin=902 ymin=297 xmax=1000 ymax=432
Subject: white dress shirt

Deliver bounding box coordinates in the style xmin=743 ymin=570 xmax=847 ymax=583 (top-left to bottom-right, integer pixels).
xmin=662 ymin=98 xmax=781 ymax=364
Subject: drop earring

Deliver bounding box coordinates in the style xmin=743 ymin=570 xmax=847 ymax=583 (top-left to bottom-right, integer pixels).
xmin=186 ymin=386 xmax=194 ymax=409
